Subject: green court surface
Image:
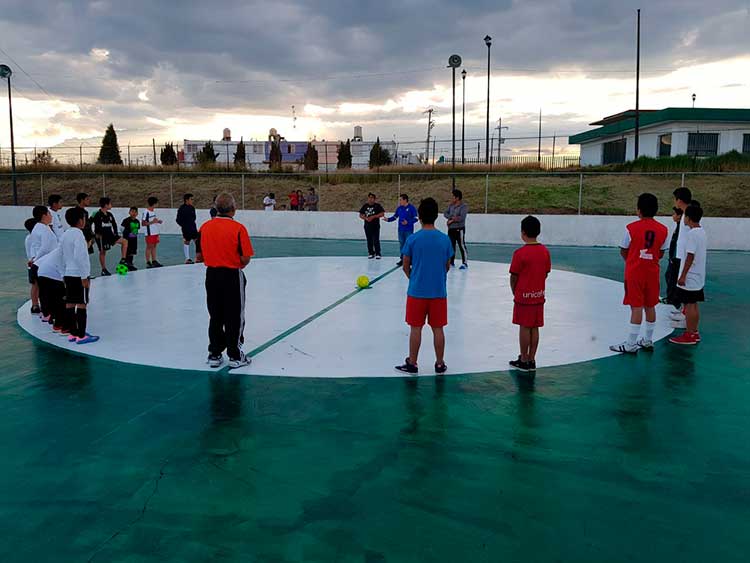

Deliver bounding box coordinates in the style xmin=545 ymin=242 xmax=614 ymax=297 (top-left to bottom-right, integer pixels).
xmin=1 ymin=230 xmax=749 ymax=562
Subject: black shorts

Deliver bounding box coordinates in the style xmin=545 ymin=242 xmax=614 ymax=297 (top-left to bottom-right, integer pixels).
xmin=28 ymin=265 xmax=39 ymax=284
xmin=96 ymin=235 xmax=121 ymax=252
xmin=126 ymin=236 xmax=138 ymax=256
xmin=182 ymin=229 xmax=199 ymax=242
xmin=64 ymin=276 xmax=89 ymax=305
xmin=674 ymin=287 xmax=705 ymax=304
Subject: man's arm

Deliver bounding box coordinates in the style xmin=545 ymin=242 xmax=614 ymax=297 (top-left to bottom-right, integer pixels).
xmin=402 ymin=255 xmax=411 ymax=278
xmin=510 ymin=273 xmax=518 ymax=294
xmin=445 ymin=259 xmax=452 ymax=272
xmin=240 ymin=255 xmax=251 ymax=268
xmin=678 ymin=253 xmax=695 ymax=286
xmin=619 ymin=248 xmax=629 ymax=261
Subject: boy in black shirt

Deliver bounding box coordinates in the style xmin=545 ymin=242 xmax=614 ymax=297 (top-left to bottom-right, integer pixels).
xmin=358 ymin=192 xmax=385 ymax=259
xmin=121 ymin=206 xmax=140 ymax=271
xmin=176 ymin=193 xmax=198 ymax=264
xmin=76 ymin=192 xmax=95 ymax=255
xmin=92 ymin=197 xmax=129 ymax=276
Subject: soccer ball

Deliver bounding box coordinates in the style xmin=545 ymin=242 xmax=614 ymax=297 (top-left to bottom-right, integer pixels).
xmin=116 ymin=264 xmax=129 ymax=276
xmin=356 ymin=275 xmax=370 ymax=289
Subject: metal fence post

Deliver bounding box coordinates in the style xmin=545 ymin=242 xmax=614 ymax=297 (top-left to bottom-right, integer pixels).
xmin=169 ymin=173 xmax=174 ymax=208
xmin=40 ymin=173 xmax=44 ymax=204
xmin=398 ymin=173 xmax=401 ymax=201
xmin=681 ymin=172 xmax=685 ymax=187
xmin=102 ymin=173 xmax=106 ymax=197
xmin=578 ymin=173 xmax=583 ymax=215
xmin=484 ymin=174 xmax=489 ymax=214
xmin=241 ymin=173 xmax=245 ymax=210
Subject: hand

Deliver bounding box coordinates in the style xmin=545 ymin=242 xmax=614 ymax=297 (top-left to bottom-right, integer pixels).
xmin=677 ymin=275 xmax=687 ymax=286
xmin=82 ymin=278 xmax=91 ymax=288
xmin=401 ymin=219 xmax=407 ymax=225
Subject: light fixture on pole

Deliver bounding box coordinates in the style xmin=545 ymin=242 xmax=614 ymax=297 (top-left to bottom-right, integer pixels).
xmin=0 ymin=64 xmax=17 ymax=206
xmin=484 ymin=35 xmax=492 ymax=165
xmin=448 ymin=54 xmax=462 ymax=189
xmin=461 ymin=69 xmax=466 ymax=165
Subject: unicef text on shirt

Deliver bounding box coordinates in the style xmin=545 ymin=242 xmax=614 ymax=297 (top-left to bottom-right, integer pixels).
xmin=522 ymin=290 xmax=545 ymax=299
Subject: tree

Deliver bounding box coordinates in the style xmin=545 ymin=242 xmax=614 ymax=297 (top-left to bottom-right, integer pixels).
xmin=195 ymin=141 xmax=219 ymax=166
xmin=303 ymin=142 xmax=319 ymax=171
xmin=337 ymin=139 xmax=352 ymax=169
xmin=32 ymin=150 xmax=54 ymax=166
xmin=269 ymin=140 xmax=282 ymax=171
xmin=97 ymin=123 xmax=123 ymax=165
xmin=369 ymin=137 xmax=392 ymax=169
xmin=234 ymin=138 xmax=246 ymax=167
xmin=160 ymin=142 xmax=178 ymax=166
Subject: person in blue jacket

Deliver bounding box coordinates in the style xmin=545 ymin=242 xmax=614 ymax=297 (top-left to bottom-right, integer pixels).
xmin=385 ymin=193 xmax=419 ymax=266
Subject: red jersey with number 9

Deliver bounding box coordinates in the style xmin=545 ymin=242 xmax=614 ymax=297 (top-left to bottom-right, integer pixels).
xmin=624 ymin=218 xmax=668 ymax=279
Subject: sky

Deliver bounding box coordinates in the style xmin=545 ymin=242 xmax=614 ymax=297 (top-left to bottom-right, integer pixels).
xmin=0 ymin=0 xmax=749 ymax=162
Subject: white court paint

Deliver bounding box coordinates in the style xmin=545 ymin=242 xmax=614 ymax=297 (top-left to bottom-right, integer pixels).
xmin=1 ymin=205 xmax=749 ymax=250
xmin=18 ymin=257 xmax=674 ymax=378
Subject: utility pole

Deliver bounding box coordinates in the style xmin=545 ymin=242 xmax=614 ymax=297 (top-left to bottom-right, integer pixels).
xmin=461 ymin=69 xmax=466 ymax=164
xmin=448 ymin=54 xmax=462 ymax=189
xmin=551 ymin=132 xmax=556 ymax=171
xmin=537 ymin=109 xmax=542 ymax=164
xmin=152 ymin=138 xmax=157 ymax=167
xmin=496 ymin=118 xmax=508 ymax=165
xmin=127 ymin=143 xmax=131 ymax=168
xmin=79 ymin=144 xmax=83 ymax=169
xmin=423 ymin=108 xmax=435 ymax=165
xmin=634 ymin=8 xmax=641 ymax=159
xmin=0 ymin=64 xmax=18 ymax=205
xmin=484 ymin=35 xmax=492 ymax=165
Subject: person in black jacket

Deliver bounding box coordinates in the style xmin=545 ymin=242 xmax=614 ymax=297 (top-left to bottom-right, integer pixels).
xmin=664 ymin=206 xmax=683 ymax=307
xmin=176 ymin=193 xmax=198 ymax=264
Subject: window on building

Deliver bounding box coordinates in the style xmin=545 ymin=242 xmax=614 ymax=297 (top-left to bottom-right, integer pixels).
xmin=602 ymin=139 xmax=627 ymax=165
xmin=743 ymin=134 xmax=750 ymax=155
xmin=287 ymin=144 xmax=295 ymax=154
xmin=658 ymin=134 xmax=672 ymax=157
xmin=687 ymin=133 xmax=719 ymax=157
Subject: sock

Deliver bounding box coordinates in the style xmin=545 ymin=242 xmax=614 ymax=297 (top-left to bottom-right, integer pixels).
xmin=183 ymin=244 xmax=190 ymax=260
xmin=75 ymin=308 xmax=87 ymax=338
xmin=66 ymin=308 xmax=76 ymax=333
xmin=627 ymin=323 xmax=640 ymax=346
xmin=644 ymin=321 xmax=656 ymax=341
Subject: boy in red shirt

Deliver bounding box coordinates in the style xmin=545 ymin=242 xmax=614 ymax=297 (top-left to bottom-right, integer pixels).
xmin=509 ymin=216 xmax=551 ymax=373
xmin=610 ymin=193 xmax=669 ymax=354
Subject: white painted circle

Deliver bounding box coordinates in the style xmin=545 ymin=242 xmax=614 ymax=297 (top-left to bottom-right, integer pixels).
xmin=18 ymin=257 xmax=675 ymax=378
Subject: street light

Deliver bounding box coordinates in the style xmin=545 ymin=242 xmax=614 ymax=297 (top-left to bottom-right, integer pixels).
xmin=0 ymin=64 xmax=17 ymax=206
xmin=461 ymin=69 xmax=466 ymax=164
xmin=484 ymin=35 xmax=492 ymax=165
xmin=448 ymin=54 xmax=462 ymax=189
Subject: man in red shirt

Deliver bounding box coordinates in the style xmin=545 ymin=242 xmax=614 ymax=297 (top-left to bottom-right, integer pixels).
xmin=610 ymin=193 xmax=668 ymax=354
xmin=197 ymin=193 xmax=254 ymax=369
xmin=509 ymin=216 xmax=551 ymax=373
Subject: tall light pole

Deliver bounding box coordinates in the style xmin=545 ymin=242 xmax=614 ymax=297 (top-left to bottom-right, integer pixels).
xmin=692 ymin=93 xmax=696 ymax=108
xmin=461 ymin=69 xmax=466 ymax=164
xmin=634 ymin=8 xmax=641 ymax=159
xmin=484 ymin=35 xmax=492 ymax=165
xmin=0 ymin=64 xmax=17 ymax=205
xmin=448 ymin=54 xmax=462 ymax=189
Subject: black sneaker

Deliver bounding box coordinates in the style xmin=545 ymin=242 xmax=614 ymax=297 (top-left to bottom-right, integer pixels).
xmin=368 ymin=254 xmax=375 ymax=259
xmin=101 ymin=269 xmax=112 ymax=276
xmin=375 ymin=255 xmax=382 ymax=260
xmin=435 ymin=362 xmax=447 ymax=374
xmin=127 ymin=263 xmax=138 ymax=271
xmin=396 ymin=260 xmax=403 ymax=267
xmin=509 ymin=356 xmax=530 ymax=372
xmin=185 ymin=259 xmax=194 ymax=265
xmin=146 ymin=261 xmax=153 ymax=269
xmin=151 ymin=261 xmax=163 ymax=268
xmin=528 ymin=360 xmax=536 ymax=372
xmin=395 ymin=358 xmax=418 ymax=374
xmin=207 ymin=354 xmax=223 ymax=368
xmin=30 ymin=305 xmax=41 ymax=315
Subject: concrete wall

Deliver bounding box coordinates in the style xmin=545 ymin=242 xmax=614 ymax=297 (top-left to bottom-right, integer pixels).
xmin=2 ymin=206 xmax=748 ymax=251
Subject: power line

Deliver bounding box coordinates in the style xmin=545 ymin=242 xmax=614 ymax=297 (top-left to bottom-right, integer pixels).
xmin=0 ymin=45 xmax=56 ymax=101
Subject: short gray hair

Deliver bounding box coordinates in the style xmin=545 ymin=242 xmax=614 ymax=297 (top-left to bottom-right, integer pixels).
xmin=215 ymin=193 xmax=236 ymax=215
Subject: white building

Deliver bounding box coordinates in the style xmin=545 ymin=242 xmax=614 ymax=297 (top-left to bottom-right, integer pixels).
xmin=182 ymin=129 xmax=266 ymax=168
xmin=569 ymin=108 xmax=750 ymax=166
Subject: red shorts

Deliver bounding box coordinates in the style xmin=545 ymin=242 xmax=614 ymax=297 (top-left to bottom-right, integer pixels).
xmin=145 ymin=234 xmax=160 ymax=245
xmin=406 ymin=296 xmax=447 ymax=328
xmin=624 ymin=274 xmax=660 ymax=308
xmin=513 ymin=303 xmax=544 ymax=327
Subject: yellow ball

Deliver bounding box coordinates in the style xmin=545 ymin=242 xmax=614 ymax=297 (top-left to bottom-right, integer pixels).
xmin=356 ymin=275 xmax=370 ymax=289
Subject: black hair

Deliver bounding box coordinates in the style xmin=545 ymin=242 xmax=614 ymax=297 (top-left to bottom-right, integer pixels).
xmin=690 ymin=198 xmax=701 ymax=208
xmin=184 ymin=193 xmax=193 ymax=202
xmin=685 ymin=204 xmax=703 ymax=223
xmin=452 ymin=189 xmax=463 ymax=200
xmin=673 ymin=187 xmax=692 ymax=204
xmin=24 ymin=218 xmax=37 ymax=233
xmin=65 ymin=206 xmax=87 ymax=228
xmin=418 ymin=197 xmax=439 ymax=225
xmin=368 ymin=192 xmax=376 ymax=198
xmin=672 ymin=206 xmax=683 ymax=216
xmin=129 ymin=206 xmax=138 ymax=212
xmin=47 ymin=194 xmax=62 ymax=207
xmin=32 ymin=205 xmax=49 ymax=221
xmin=521 ymin=215 xmax=541 ymax=238
xmin=100 ymin=197 xmax=111 ymax=208
xmin=637 ymin=193 xmax=658 ymax=218
xmin=269 ymin=192 xmax=275 ymax=199
xmin=147 ymin=196 xmax=158 ymax=206
xmin=309 ymin=187 xmax=315 ymax=192
xmin=76 ymin=192 xmax=89 ymax=204
xmin=400 ymin=193 xmax=409 ymax=201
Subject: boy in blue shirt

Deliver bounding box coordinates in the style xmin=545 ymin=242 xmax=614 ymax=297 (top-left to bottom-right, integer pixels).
xmin=395 ymin=197 xmax=454 ymax=375
xmin=385 ymin=193 xmax=418 ymax=266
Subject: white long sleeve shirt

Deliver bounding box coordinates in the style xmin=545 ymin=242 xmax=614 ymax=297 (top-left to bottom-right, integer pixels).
xmin=60 ymin=228 xmax=91 ymax=279
xmin=29 ymin=223 xmax=58 ymax=263
xmin=51 ymin=209 xmax=66 ymax=239
xmin=36 ymin=247 xmax=64 ymax=282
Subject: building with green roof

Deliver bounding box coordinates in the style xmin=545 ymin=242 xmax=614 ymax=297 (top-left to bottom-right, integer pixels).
xmin=568 ymin=108 xmax=750 ymax=166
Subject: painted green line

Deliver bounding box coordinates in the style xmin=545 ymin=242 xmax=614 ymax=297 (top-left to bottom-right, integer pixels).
xmin=246 ymin=265 xmax=401 ymax=358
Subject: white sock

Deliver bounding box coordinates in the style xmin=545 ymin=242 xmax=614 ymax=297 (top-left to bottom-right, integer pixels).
xmin=627 ymin=323 xmax=640 ymax=346
xmin=644 ymin=321 xmax=656 ymax=341
xmin=183 ymin=244 xmax=190 ymax=260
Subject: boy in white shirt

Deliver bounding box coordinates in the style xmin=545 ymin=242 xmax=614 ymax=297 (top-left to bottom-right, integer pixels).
xmin=669 ymin=204 xmax=706 ymax=346
xmin=24 ymin=217 xmax=41 ymax=314
xmin=142 ymin=196 xmax=164 ymax=268
xmin=28 ymin=206 xmax=59 ymax=322
xmin=47 ymin=194 xmax=66 ymax=239
xmin=263 ymin=192 xmax=276 ymax=211
xmin=36 ymin=247 xmax=66 ymax=332
xmin=60 ymin=207 xmax=99 ymax=345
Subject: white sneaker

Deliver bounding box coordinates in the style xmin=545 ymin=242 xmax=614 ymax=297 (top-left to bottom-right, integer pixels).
xmin=609 ymin=341 xmax=639 ymax=354
xmin=228 ymin=352 xmax=251 ymax=369
xmin=636 ymin=338 xmax=654 ymax=350
xmin=669 ymin=310 xmax=684 ymax=320
xmin=670 ymin=318 xmax=687 ymax=329
xmin=207 ymin=354 xmax=223 ymax=368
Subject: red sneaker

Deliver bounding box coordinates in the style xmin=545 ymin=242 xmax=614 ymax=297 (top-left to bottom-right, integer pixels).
xmin=669 ymin=332 xmax=699 ymax=345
